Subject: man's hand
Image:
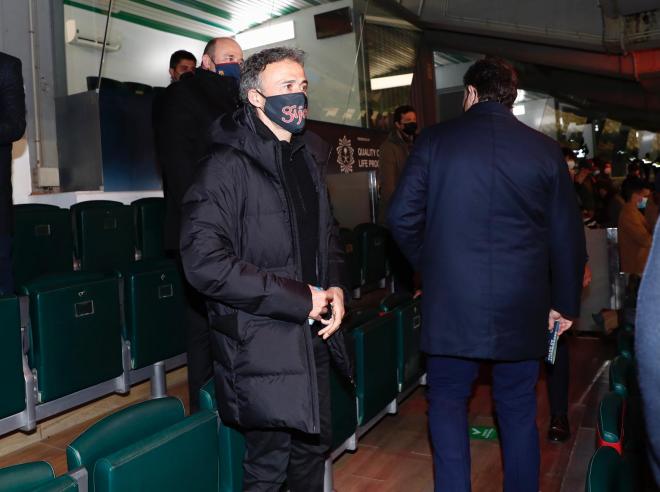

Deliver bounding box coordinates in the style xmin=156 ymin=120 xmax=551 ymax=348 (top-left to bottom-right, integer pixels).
xmin=548 ymin=309 xmax=573 ymax=336
xmin=308 ymin=285 xmax=331 ymax=321
xmin=317 ymin=287 xmax=346 ymax=340
xmin=583 ymin=263 xmax=592 ymax=288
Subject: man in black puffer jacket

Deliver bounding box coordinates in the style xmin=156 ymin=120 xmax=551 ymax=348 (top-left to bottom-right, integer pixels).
xmin=180 ymin=47 xmax=352 ymax=492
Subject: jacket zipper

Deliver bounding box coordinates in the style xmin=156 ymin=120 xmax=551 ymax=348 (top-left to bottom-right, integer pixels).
xmin=276 ymin=143 xmax=320 ymax=433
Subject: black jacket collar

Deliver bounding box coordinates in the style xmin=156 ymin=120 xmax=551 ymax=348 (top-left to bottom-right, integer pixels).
xmin=467 ymin=101 xmax=514 ymax=118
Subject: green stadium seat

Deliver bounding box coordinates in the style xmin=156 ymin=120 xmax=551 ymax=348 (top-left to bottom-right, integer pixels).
xmin=616 ymin=330 xmax=634 ymax=359
xmin=330 ymin=363 xmax=358 ymax=453
xmin=200 ymin=379 xmax=245 ymax=492
xmin=0 ymin=461 xmax=55 ymax=492
xmin=609 ymin=356 xmax=633 ymax=399
xmin=122 ymin=259 xmax=185 ymax=370
xmin=584 ymin=446 xmax=634 ymax=492
xmin=0 ymin=296 xmax=26 ymax=421
xmin=380 ymin=293 xmax=424 ymax=393
xmin=21 ymin=273 xmax=124 ymax=403
xmin=32 ymin=475 xmax=78 ymax=492
xmin=597 ymin=392 xmax=624 ymax=452
xmin=92 ymin=410 xmax=218 ymax=492
xmin=353 ymin=223 xmax=388 ymax=291
xmin=338 ymin=227 xmax=361 ymax=291
xmin=345 ymin=309 xmax=398 ymax=426
xmin=67 ymin=397 xmax=185 ymax=492
xmin=70 ymin=201 xmax=134 ymax=273
xmin=131 ymin=198 xmax=165 ymax=260
xmin=12 ymin=205 xmax=73 ymax=289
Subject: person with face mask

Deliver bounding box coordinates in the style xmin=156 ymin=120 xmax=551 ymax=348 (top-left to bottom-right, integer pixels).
xmin=618 ymin=178 xmax=653 ymax=278
xmin=153 ymin=37 xmax=243 ymax=414
xmin=377 ymin=105 xmax=417 ymax=225
xmin=180 ymin=47 xmax=352 ymax=491
xmin=388 ymin=57 xmax=586 ymax=492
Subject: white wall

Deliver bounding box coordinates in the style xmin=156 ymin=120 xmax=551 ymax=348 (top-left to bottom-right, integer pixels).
xmin=64 ymin=5 xmax=206 ymax=94
xmin=241 ymin=0 xmax=362 ymax=127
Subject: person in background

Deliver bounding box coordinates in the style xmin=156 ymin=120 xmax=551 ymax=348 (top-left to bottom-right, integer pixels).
xmin=377 ymin=105 xmax=417 ymax=225
xmin=154 ymin=37 xmax=243 ymax=413
xmin=574 ymin=160 xmax=596 ymax=217
xmin=168 ymin=50 xmax=196 ymax=83
xmin=388 ymin=57 xmax=585 ymax=491
xmin=562 ymin=147 xmax=577 ymax=179
xmin=180 ymin=47 xmax=351 ymax=491
xmin=645 ymin=184 xmax=660 ymax=231
xmin=618 ymin=178 xmax=652 ymax=281
xmin=0 ymin=51 xmax=26 ymax=296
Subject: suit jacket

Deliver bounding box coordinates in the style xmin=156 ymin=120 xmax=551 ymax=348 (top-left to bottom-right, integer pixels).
xmin=0 ymin=52 xmax=26 ymax=236
xmin=377 ymin=130 xmax=410 ymax=224
xmin=153 ymin=68 xmax=239 ymax=250
xmin=388 ymin=102 xmax=585 ymax=361
xmin=618 ymin=201 xmax=652 ymax=276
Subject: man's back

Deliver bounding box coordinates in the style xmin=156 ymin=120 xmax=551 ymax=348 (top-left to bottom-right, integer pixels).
xmin=389 ymin=101 xmax=584 ymax=360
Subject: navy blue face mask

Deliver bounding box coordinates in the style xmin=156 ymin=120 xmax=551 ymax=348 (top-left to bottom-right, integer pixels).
xmin=257 ymin=91 xmax=308 ymax=134
xmin=215 ymin=62 xmax=241 ymax=80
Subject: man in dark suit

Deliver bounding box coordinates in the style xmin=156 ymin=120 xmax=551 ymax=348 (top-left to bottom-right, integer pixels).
xmin=388 ymin=57 xmax=585 ymax=491
xmin=154 ymin=37 xmax=242 ymax=413
xmin=0 ymin=52 xmax=26 ymax=296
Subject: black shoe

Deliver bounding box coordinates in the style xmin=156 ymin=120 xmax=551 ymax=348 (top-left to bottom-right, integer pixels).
xmin=548 ymin=415 xmax=570 ymax=442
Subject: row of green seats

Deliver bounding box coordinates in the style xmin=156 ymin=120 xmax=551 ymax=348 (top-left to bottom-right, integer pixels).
xmin=195 ymin=292 xmax=424 ymax=492
xmin=0 ymin=199 xmax=185 ymax=437
xmin=0 ymin=398 xmax=218 ymax=492
xmin=339 ymin=223 xmax=390 ymax=298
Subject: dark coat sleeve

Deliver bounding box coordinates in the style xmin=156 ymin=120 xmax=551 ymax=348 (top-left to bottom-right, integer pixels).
xmin=0 ymin=55 xmax=26 ymax=145
xmin=387 ymin=132 xmax=430 ymax=269
xmin=179 ymin=153 xmax=312 ymax=324
xmin=548 ymin=150 xmax=587 ymax=317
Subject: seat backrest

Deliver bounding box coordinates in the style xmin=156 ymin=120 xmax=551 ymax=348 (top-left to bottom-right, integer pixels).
xmin=32 ymin=475 xmax=79 ymax=492
xmin=379 ymin=292 xmax=413 ymax=312
xmin=70 ymin=201 xmax=134 ymax=272
xmin=0 ymin=462 xmax=55 ymax=492
xmin=597 ymin=392 xmax=624 ymax=450
xmin=67 ymin=397 xmax=185 ymax=492
xmin=353 ymin=223 xmax=388 ymax=283
xmin=131 ymin=198 xmax=165 ymax=260
xmin=584 ymin=446 xmax=633 ymax=492
xmin=93 ymin=410 xmax=219 ymax=492
xmin=0 ymin=295 xmax=26 ymax=420
xmin=12 ymin=205 xmax=73 ymax=288
xmin=609 ymin=356 xmax=633 ymax=398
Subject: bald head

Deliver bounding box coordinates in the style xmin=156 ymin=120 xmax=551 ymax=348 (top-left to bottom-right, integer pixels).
xmin=201 ymin=37 xmax=243 ymax=72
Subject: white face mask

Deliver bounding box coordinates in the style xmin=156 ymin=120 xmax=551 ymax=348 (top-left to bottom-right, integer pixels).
xmin=566 ymin=160 xmax=576 ymax=171
xmin=638 ymin=197 xmax=649 ymax=210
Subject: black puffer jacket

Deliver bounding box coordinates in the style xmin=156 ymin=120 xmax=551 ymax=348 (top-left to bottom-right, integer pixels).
xmin=180 ymin=106 xmax=352 ymax=434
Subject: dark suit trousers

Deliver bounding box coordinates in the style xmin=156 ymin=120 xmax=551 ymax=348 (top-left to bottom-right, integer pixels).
xmin=545 ymin=336 xmax=569 ymax=416
xmin=427 ymin=355 xmax=540 ymax=492
xmin=171 ymin=252 xmax=213 ymax=414
xmin=242 ymin=332 xmax=331 ymax=492
xmin=0 ymin=234 xmax=13 ymax=295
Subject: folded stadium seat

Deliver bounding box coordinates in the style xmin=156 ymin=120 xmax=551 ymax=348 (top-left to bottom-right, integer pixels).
xmin=72 ymin=200 xmax=186 ymax=392
xmin=616 ymin=330 xmax=634 ymax=359
xmin=379 ymin=293 xmax=424 ymax=394
xmin=0 ymin=295 xmax=28 ymax=433
xmin=584 ymin=445 xmax=635 ymax=492
xmin=597 ymin=392 xmax=624 ymax=454
xmin=609 ymin=356 xmax=634 ymax=399
xmin=200 ymin=379 xmax=245 ymax=492
xmin=131 ymin=198 xmax=166 ymax=261
xmin=330 ymin=363 xmax=358 ymax=457
xmin=344 ymin=309 xmax=398 ymax=429
xmin=12 ymin=204 xmax=74 ymax=290
xmin=338 ymin=227 xmax=362 ymax=295
xmin=92 ymin=410 xmax=218 ymax=492
xmin=352 ymin=223 xmax=389 ymax=297
xmin=21 ymin=272 xmax=125 ymax=404
xmin=67 ymin=397 xmax=185 ymax=492
xmin=0 ymin=461 xmax=56 ymax=492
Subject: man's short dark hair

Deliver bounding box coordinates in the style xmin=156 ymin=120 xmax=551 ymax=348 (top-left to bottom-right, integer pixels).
xmin=463 ymin=57 xmax=518 ymax=108
xmin=393 ymin=105 xmax=415 ymax=125
xmin=240 ymin=47 xmax=305 ymax=102
xmin=169 ymin=50 xmax=196 ymax=69
xmin=621 ymin=177 xmax=648 ymax=202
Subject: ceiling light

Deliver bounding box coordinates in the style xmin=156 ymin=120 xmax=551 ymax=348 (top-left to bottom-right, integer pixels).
xmin=370 ymin=73 xmax=414 ymax=90
xmin=236 ymin=21 xmax=295 ymax=51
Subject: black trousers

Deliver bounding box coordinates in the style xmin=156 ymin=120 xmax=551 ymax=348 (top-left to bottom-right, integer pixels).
xmin=0 ymin=234 xmax=12 ymax=295
xmin=171 ymin=252 xmax=213 ymax=414
xmin=545 ymin=335 xmax=569 ymax=416
xmin=242 ymin=331 xmax=331 ymax=492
